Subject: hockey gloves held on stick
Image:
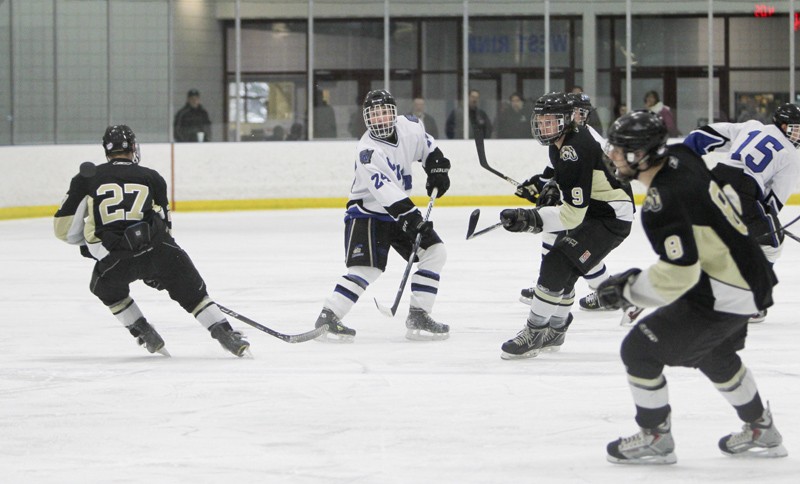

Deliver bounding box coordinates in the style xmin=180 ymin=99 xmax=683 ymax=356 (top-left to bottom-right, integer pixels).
xmin=400 ymin=209 xmax=433 ymax=239
xmin=596 ymin=268 xmax=642 ymax=310
xmin=537 ymin=180 xmax=561 ymax=207
xmin=515 ymin=175 xmax=542 ymax=203
xmin=500 ymin=208 xmax=544 ymax=234
xmin=424 ymin=149 xmax=451 ymax=198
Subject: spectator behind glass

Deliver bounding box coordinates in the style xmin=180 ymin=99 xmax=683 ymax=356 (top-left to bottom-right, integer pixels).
xmin=570 ymin=86 xmax=604 ymax=135
xmin=445 ymin=89 xmax=493 ymax=139
xmin=408 ymin=97 xmax=439 ymax=139
xmin=174 ymin=89 xmax=212 ymax=142
xmin=313 ymin=88 xmax=337 ymax=139
xmin=286 ymin=122 xmax=305 ymax=141
xmin=495 ymin=92 xmax=530 ymax=139
xmin=644 ymin=90 xmax=680 ymax=137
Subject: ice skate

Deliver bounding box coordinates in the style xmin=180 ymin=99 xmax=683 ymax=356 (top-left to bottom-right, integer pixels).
xmin=607 ymin=416 xmax=677 ymax=465
xmin=128 ymin=318 xmax=170 ymax=356
xmin=314 ymin=308 xmax=355 ymax=343
xmin=748 ymin=309 xmax=767 ymax=324
xmin=579 ymin=291 xmax=615 ymax=311
xmin=519 ymin=287 xmax=534 ymax=304
xmin=620 ymin=306 xmax=645 ymax=326
xmin=501 ymin=325 xmax=547 ymax=360
xmin=209 ymin=321 xmax=250 ymax=357
xmin=405 ymin=307 xmax=449 ymax=341
xmin=541 ymin=314 xmax=573 ymax=352
xmin=719 ymin=404 xmax=788 ymax=458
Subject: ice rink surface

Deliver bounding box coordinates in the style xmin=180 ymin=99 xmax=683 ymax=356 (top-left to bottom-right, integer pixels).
xmin=2 ymin=206 xmax=799 ymax=483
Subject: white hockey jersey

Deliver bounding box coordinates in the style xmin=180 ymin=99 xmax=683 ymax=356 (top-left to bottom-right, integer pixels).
xmin=684 ymin=120 xmax=800 ymax=212
xmin=346 ymin=115 xmax=438 ymax=220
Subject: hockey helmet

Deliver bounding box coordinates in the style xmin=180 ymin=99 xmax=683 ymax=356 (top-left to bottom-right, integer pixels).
xmin=566 ymin=92 xmax=593 ymax=126
xmin=102 ymin=125 xmax=140 ymax=163
xmin=531 ymin=92 xmax=574 ymax=145
xmin=362 ymin=89 xmax=398 ymax=139
xmin=772 ymin=103 xmax=800 ymax=148
xmin=605 ymin=110 xmax=668 ymax=182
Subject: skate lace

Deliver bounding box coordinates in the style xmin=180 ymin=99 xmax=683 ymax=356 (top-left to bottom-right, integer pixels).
xmin=512 ymin=328 xmax=537 ymax=345
xmin=726 ymin=424 xmax=758 ymax=448
xmin=619 ymin=431 xmax=649 ymax=450
xmin=585 ymin=292 xmax=598 ymax=306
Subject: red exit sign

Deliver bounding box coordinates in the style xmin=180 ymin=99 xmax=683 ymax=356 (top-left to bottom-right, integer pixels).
xmin=754 ymin=4 xmax=800 ymax=30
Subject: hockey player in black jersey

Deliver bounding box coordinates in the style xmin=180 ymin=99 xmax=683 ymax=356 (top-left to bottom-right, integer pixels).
xmin=515 ymin=92 xmax=639 ymax=319
xmin=54 ymin=125 xmax=249 ymax=357
xmin=313 ymin=89 xmax=451 ymax=343
xmin=499 ymin=92 xmax=635 ymax=359
xmin=599 ymin=111 xmax=786 ymax=464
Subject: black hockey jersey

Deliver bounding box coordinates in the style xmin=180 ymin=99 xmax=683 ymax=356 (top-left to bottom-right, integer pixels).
xmin=626 ymin=144 xmax=776 ymax=314
xmin=54 ymin=158 xmax=171 ymax=260
xmin=537 ymin=125 xmax=634 ymax=232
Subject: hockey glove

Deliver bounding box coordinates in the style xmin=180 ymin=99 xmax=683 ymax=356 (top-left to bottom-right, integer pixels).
xmin=537 ymin=180 xmax=561 ymax=208
xmin=500 ymin=208 xmax=543 ymax=234
xmin=596 ymin=268 xmax=642 ymax=310
xmin=515 ymin=175 xmax=543 ymax=204
xmin=399 ymin=210 xmax=433 ymax=239
xmin=424 ymin=155 xmax=451 ymax=198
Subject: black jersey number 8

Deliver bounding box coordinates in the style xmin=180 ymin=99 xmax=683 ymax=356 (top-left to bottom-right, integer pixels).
xmin=97 ymin=183 xmax=149 ymax=225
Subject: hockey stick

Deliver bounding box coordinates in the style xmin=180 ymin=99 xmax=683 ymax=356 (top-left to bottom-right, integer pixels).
xmin=783 ymin=228 xmax=800 ymax=244
xmin=218 ymin=305 xmax=327 ymax=343
xmin=465 ymin=208 xmax=503 ymax=240
xmin=374 ymin=188 xmax=439 ymax=317
xmin=474 ymin=124 xmax=521 ymax=186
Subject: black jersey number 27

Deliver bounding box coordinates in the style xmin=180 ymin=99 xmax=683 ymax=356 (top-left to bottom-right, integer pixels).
xmin=96 ymin=183 xmax=150 ymax=225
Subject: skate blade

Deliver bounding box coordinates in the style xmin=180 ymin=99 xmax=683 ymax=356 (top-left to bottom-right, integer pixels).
xmin=620 ymin=307 xmax=645 ymax=326
xmin=747 ymin=316 xmax=767 ymax=324
xmin=722 ymin=444 xmax=788 ymax=459
xmin=540 ymin=345 xmax=562 ymax=353
xmin=579 ymin=306 xmax=616 ymax=312
xmin=606 ymin=453 xmax=677 ymax=465
xmin=155 ymin=346 xmax=171 ymax=357
xmin=314 ymin=332 xmax=355 ymax=344
xmin=518 ymin=296 xmax=533 ymax=305
xmin=500 ymin=349 xmax=541 ymax=360
xmin=405 ymin=329 xmax=450 ymax=341
xmin=240 ymin=348 xmax=254 ymax=358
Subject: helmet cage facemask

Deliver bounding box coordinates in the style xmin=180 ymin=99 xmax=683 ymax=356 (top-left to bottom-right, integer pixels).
xmin=363 ymin=103 xmax=397 ymax=139
xmin=784 ymin=124 xmax=800 ymax=148
xmin=573 ymin=107 xmax=591 ymax=126
xmin=531 ymin=112 xmax=570 ymax=145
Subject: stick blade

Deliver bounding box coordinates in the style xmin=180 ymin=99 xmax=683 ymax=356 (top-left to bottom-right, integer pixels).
xmin=466 ymin=209 xmax=481 ymax=239
xmin=287 ymin=325 xmax=329 ymax=343
xmin=374 ymin=298 xmax=397 ymax=317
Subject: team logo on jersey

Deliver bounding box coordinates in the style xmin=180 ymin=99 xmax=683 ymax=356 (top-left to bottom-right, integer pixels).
xmin=560 ymin=146 xmax=578 ymax=161
xmin=578 ymin=250 xmax=591 ymax=263
xmin=642 ymin=187 xmax=663 ymax=212
xmin=359 ymin=149 xmax=374 ymax=164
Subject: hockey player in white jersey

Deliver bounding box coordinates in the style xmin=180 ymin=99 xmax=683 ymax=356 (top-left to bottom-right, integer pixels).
xmin=684 ymin=103 xmax=800 ymax=323
xmin=314 ymin=89 xmax=451 ymax=342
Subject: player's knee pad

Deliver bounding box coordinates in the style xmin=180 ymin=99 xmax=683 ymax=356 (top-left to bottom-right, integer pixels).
xmin=417 ymin=242 xmax=446 ymax=273
xmin=348 ymin=265 xmax=382 ymax=286
xmin=620 ymin=327 xmax=663 ymax=379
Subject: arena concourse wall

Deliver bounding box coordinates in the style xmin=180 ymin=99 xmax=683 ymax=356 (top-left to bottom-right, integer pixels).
xmin=0 ymin=139 xmax=745 ymax=221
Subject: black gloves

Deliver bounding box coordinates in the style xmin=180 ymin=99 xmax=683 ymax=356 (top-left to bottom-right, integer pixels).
xmin=537 ymin=180 xmax=561 ymax=207
xmin=424 ymin=150 xmax=450 ymax=198
xmin=596 ymin=268 xmax=642 ymax=309
xmin=500 ymin=208 xmax=544 ymax=234
xmin=399 ymin=210 xmax=433 ymax=239
xmin=515 ymin=175 xmax=544 ymax=203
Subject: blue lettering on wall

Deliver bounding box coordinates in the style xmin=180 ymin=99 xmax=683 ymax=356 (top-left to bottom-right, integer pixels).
xmin=468 ymin=33 xmax=569 ymax=55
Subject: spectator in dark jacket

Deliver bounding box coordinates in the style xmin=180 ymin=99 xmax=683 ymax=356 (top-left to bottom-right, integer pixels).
xmin=446 ymin=89 xmax=493 ymax=139
xmin=495 ymin=92 xmax=531 ymax=139
xmin=174 ymin=89 xmax=211 ymax=142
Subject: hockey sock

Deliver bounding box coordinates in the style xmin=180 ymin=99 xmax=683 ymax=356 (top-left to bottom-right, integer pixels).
xmin=549 ymin=288 xmax=575 ymax=328
xmin=627 ymin=373 xmax=671 ymax=428
xmin=584 ymin=263 xmax=608 ymax=290
xmin=109 ymin=297 xmax=145 ymax=327
xmin=713 ymin=365 xmax=764 ymax=422
xmin=325 ymin=266 xmax=382 ymax=319
xmin=192 ymin=297 xmax=227 ymax=329
xmin=409 ymin=244 xmax=446 ymax=312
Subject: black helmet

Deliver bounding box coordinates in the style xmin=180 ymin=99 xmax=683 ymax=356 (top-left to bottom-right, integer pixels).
xmin=772 ymin=103 xmax=800 ymax=147
xmin=566 ymin=92 xmax=593 ymax=126
xmin=102 ymin=125 xmax=140 ymax=163
xmin=605 ymin=110 xmax=668 ymax=182
xmin=362 ymin=89 xmax=398 ymax=139
xmin=530 ymin=92 xmax=574 ymax=145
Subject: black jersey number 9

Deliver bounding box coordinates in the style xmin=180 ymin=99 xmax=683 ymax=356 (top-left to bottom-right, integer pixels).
xmin=97 ymin=183 xmax=149 ymax=225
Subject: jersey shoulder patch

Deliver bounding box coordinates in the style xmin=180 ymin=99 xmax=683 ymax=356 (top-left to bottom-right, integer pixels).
xmin=559 ymin=145 xmax=578 ymax=161
xmin=359 ymin=149 xmax=374 ymax=164
xmin=642 ymin=187 xmax=664 ymax=212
